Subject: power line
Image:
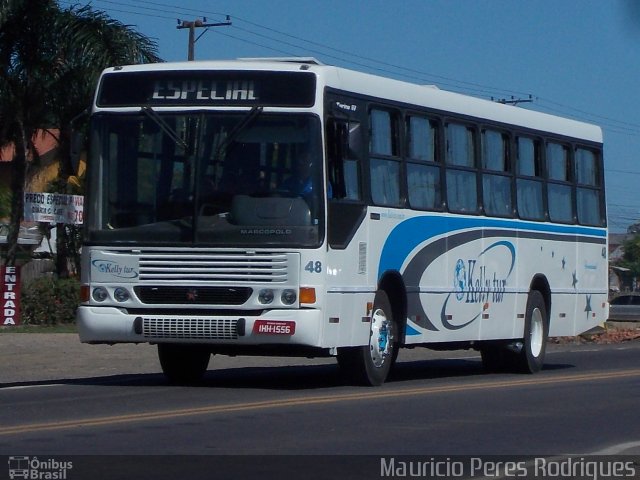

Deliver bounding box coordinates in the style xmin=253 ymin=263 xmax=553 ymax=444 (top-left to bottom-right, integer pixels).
xmin=113 ymin=1 xmax=640 ymax=139
xmin=59 ymin=0 xmax=640 ymax=155
xmin=207 ymin=29 xmax=303 ymax=57
xmin=113 ymin=0 xmax=534 ymax=98
xmin=227 ymin=18 xmax=532 ymax=98
xmin=538 ymin=97 xmax=640 ymax=131
xmin=222 ymin=24 xmax=497 ymax=95
xmin=130 ymin=0 xmax=227 ymax=17
xmin=607 ymin=169 xmax=640 ymax=176
xmin=531 ymin=99 xmax=640 ymax=135
xmin=82 ymin=0 xmax=182 ymax=17
xmin=58 ymin=0 xmax=178 ymax=21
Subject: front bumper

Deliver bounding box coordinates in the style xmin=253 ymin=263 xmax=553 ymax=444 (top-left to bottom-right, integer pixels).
xmin=76 ymin=306 xmax=324 ymax=347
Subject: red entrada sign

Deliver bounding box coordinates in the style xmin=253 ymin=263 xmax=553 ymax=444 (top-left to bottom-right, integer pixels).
xmin=1 ymin=266 xmax=21 ymax=326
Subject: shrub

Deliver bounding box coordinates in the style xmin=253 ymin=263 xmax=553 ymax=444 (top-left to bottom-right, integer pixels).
xmin=21 ymin=277 xmax=80 ymax=325
xmin=0 ymin=184 xmax=11 ymax=219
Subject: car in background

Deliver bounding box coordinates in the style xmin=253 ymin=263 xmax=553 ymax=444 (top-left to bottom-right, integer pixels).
xmin=608 ymin=294 xmax=640 ymax=322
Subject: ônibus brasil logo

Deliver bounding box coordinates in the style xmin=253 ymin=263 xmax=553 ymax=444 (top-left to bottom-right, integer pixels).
xmin=8 ymin=456 xmax=73 ymax=480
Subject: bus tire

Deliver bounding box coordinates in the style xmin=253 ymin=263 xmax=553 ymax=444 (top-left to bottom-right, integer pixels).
xmin=158 ymin=343 xmax=210 ymax=384
xmin=337 ymin=290 xmax=397 ymax=386
xmin=515 ymin=290 xmax=549 ymax=373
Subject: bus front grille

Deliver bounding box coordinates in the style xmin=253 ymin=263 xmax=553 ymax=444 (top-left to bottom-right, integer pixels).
xmin=137 ymin=251 xmax=289 ymax=283
xmin=134 ymin=286 xmax=252 ymax=305
xmin=141 ymin=317 xmax=239 ymax=340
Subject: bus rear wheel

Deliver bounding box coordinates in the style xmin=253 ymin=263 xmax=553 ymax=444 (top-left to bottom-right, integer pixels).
xmin=515 ymin=290 xmax=549 ymax=373
xmin=481 ymin=290 xmax=548 ymax=373
xmin=158 ymin=343 xmax=211 ymax=384
xmin=337 ymin=290 xmax=397 ymax=386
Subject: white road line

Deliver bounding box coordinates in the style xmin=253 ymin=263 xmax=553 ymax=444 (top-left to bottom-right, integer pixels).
xmin=589 ymin=441 xmax=640 ymax=455
xmin=1 ymin=383 xmax=63 ymax=391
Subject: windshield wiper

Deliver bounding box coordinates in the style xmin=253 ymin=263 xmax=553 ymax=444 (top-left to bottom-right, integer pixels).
xmin=141 ymin=106 xmax=188 ymax=150
xmin=214 ymin=106 xmax=263 ymax=160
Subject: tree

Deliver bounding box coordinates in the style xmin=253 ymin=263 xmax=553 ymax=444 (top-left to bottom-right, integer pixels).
xmin=0 ymin=0 xmax=55 ymax=265
xmin=0 ymin=0 xmax=161 ymax=268
xmin=617 ymin=235 xmax=640 ymax=277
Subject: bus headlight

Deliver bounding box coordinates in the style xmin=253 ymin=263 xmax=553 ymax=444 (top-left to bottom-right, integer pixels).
xmin=258 ymin=289 xmax=274 ymax=304
xmin=114 ymin=287 xmax=130 ymax=302
xmin=281 ymin=289 xmax=297 ymax=305
xmin=92 ymin=287 xmax=108 ymax=302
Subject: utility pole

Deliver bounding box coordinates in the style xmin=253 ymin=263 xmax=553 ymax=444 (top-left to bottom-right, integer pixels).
xmin=177 ymin=16 xmax=232 ymax=61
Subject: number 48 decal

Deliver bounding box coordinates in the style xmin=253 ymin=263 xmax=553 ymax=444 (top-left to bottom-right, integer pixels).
xmin=305 ymin=261 xmax=322 ymax=273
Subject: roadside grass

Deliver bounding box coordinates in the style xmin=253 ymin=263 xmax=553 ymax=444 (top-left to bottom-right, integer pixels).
xmin=0 ymin=324 xmax=77 ymax=334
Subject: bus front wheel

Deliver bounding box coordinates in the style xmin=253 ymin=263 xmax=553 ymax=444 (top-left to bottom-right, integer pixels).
xmin=337 ymin=290 xmax=397 ymax=386
xmin=158 ymin=343 xmax=211 ymax=384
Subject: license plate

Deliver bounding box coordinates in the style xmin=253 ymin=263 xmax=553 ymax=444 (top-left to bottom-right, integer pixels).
xmin=252 ymin=320 xmax=296 ymax=335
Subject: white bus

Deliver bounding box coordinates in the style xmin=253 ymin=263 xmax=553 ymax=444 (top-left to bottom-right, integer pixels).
xmin=77 ymin=58 xmax=608 ymax=385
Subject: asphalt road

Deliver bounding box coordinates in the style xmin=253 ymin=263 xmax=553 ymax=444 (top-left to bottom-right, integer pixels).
xmin=1 ymin=335 xmax=640 ymax=479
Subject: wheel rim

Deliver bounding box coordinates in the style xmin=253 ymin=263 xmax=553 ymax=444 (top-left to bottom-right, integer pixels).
xmin=370 ymin=307 xmax=393 ymax=368
xmin=529 ymin=307 xmax=544 ymax=358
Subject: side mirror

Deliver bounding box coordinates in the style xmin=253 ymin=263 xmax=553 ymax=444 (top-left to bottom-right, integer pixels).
xmin=326 ymin=118 xmax=363 ymax=201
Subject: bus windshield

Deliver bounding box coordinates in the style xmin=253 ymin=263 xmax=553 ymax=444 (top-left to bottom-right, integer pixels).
xmin=86 ymin=112 xmax=323 ymax=247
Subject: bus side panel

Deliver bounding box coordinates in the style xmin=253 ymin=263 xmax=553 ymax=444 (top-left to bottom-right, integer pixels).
xmin=477 ymin=227 xmax=518 ymax=341
xmin=376 ymin=214 xmax=608 ymax=345
xmin=393 ymin=214 xmax=524 ymax=344
xmin=324 ymin=292 xmax=374 ymax=347
xmin=566 ymin=238 xmax=608 ymax=336
xmin=325 ymin=205 xmax=376 ymax=348
xmin=581 ymin=239 xmax=609 ymax=328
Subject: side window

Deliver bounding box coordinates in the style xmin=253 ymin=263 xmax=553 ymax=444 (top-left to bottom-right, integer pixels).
xmin=369 ymin=109 xmax=401 ymax=206
xmin=408 ymin=116 xmax=436 ymax=161
xmin=326 ymin=118 xmax=361 ymax=201
xmin=445 ymin=122 xmax=477 ymax=213
xmin=516 ymin=136 xmax=544 ymax=220
xmin=482 ymin=129 xmax=508 ymax=171
xmin=446 ymin=123 xmax=475 ymax=167
xmin=575 ymin=147 xmax=604 ymax=226
xmin=344 ymin=155 xmax=361 ymax=200
xmin=575 ymin=147 xmax=597 ymax=184
xmin=406 ymin=115 xmax=441 ymax=210
xmin=481 ymin=129 xmax=512 ymax=217
xmin=547 ymin=142 xmax=570 ymax=181
xmin=370 ymin=109 xmax=397 ymax=156
xmin=546 ymin=142 xmax=573 ymax=223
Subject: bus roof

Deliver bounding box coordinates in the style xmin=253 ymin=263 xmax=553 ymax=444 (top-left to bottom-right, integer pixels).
xmin=100 ymin=59 xmax=603 ymax=143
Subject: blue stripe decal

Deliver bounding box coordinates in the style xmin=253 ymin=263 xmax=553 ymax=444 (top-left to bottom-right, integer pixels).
xmin=405 ymin=323 xmax=420 ymax=336
xmin=378 ymin=216 xmax=605 ymax=279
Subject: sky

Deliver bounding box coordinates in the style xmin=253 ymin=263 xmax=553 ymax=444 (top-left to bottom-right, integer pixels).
xmin=62 ymin=0 xmax=640 ymax=232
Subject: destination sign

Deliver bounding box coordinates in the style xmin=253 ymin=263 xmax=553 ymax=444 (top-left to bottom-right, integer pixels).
xmin=97 ymin=70 xmax=316 ymax=107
